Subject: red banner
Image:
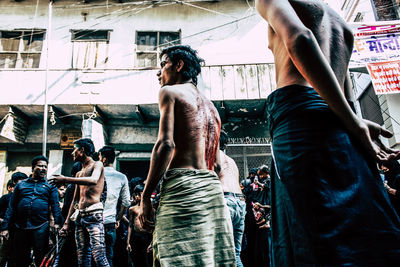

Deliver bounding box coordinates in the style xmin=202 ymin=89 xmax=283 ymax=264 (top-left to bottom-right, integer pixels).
xmin=366 ymin=60 xmax=400 ymax=95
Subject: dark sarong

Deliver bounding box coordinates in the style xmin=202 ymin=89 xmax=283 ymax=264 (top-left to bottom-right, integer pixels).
xmin=267 ymin=85 xmax=400 ymax=266
xmin=153 ymin=168 xmax=236 ymax=267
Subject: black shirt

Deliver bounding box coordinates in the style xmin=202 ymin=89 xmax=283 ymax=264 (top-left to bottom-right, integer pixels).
xmin=1 ymin=177 xmax=61 ymax=230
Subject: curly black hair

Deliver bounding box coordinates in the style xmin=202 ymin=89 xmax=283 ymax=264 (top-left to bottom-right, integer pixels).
xmin=160 ymin=45 xmax=204 ymax=85
xmin=74 ymin=138 xmax=95 ymax=157
xmin=219 ymin=130 xmax=228 ymax=151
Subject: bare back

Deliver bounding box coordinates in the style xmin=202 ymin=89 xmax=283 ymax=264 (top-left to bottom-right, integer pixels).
xmin=76 ymin=161 xmax=105 ymax=209
xmin=268 ymin=0 xmax=354 ymax=90
xmin=218 ymin=151 xmax=242 ymax=194
xmin=167 ymin=83 xmax=221 ymax=171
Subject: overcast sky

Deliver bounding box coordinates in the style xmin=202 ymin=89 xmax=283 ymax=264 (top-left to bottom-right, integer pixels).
xmin=324 ymin=0 xmax=343 ymax=13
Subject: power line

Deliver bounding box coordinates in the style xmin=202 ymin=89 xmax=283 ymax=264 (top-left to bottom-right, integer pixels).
xmin=367 ymin=93 xmax=400 ymax=127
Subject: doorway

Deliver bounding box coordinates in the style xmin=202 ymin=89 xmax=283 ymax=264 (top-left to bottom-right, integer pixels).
xmin=118 ymin=159 xmax=150 ymax=180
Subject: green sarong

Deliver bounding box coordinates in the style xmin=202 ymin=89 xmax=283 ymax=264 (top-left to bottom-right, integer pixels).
xmin=153 ymin=168 xmax=236 ymax=267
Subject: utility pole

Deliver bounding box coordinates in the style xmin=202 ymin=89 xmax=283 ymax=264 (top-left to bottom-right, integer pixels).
xmin=42 ymin=0 xmax=53 ymax=156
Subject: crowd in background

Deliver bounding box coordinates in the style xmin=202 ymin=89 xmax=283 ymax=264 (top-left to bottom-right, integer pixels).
xmin=0 ymin=145 xmax=161 ymax=267
xmin=0 ymin=148 xmax=399 ymax=267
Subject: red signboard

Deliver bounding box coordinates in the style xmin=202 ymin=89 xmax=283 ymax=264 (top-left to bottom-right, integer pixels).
xmin=366 ymin=60 xmax=400 ymax=95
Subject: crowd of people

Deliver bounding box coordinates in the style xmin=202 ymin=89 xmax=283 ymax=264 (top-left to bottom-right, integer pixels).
xmin=1 ymin=0 xmax=400 ymax=266
xmin=0 ymin=141 xmax=160 ymax=267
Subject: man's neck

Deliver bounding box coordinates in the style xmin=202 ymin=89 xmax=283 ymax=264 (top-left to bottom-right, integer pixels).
xmin=81 ymin=156 xmax=94 ymax=168
xmin=31 ymin=176 xmax=43 ymax=182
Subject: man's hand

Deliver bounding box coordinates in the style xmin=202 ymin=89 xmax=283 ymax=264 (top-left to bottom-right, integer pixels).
xmin=51 ymin=224 xmax=60 ymax=235
xmin=115 ymin=220 xmax=120 ymax=229
xmin=48 ymin=175 xmax=66 ymax=186
xmin=138 ymin=197 xmax=155 ymax=233
xmin=126 ymin=243 xmax=132 ymax=253
xmin=59 ymin=223 xmax=69 ymax=236
xmin=389 ymin=188 xmax=397 ymax=196
xmin=147 ymin=243 xmax=153 ymax=254
xmin=350 ymin=119 xmax=400 ymax=162
xmin=0 ymin=230 xmax=9 ymax=245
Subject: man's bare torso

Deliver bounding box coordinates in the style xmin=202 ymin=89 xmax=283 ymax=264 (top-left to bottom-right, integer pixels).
xmin=268 ymin=0 xmax=354 ymax=90
xmin=77 ymin=161 xmax=105 ymax=209
xmin=218 ymin=151 xmax=242 ymax=194
xmin=167 ymin=83 xmax=221 ymax=171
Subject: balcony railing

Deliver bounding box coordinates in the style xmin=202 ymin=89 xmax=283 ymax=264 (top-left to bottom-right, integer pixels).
xmin=0 ymin=63 xmax=276 ymax=105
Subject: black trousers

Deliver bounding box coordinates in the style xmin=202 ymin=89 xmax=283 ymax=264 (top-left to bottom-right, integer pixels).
xmin=13 ymin=223 xmax=49 ymax=267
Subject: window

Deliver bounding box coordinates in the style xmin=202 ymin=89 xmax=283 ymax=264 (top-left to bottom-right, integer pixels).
xmin=71 ymin=30 xmax=111 ymax=69
xmin=0 ymin=30 xmax=44 ymax=69
xmin=135 ymin=31 xmax=180 ymax=67
xmin=354 ymin=12 xmax=364 ymax=22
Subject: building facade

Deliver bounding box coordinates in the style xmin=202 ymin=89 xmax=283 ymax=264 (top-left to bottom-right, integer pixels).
xmin=340 ymin=0 xmax=400 ymax=151
xmin=0 ymin=0 xmax=275 ymax=193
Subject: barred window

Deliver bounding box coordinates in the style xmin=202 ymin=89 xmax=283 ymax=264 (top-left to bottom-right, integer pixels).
xmin=0 ymin=30 xmax=44 ymax=69
xmin=135 ymin=31 xmax=180 ymax=68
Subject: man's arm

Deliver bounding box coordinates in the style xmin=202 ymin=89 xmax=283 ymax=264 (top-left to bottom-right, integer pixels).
xmin=49 ymin=184 xmax=62 ymax=227
xmin=1 ymin=184 xmax=19 ymax=232
xmin=256 ymin=0 xmax=397 ymax=161
xmin=50 ymin=162 xmax=104 ymax=186
xmin=142 ymin=87 xmax=175 ymax=198
xmin=126 ymin=208 xmax=134 ymax=252
xmin=117 ymin=176 xmax=131 ymax=227
xmin=138 ymin=86 xmax=175 ymax=231
xmin=214 ymin=147 xmax=222 ymax=179
xmin=0 ymin=184 xmax=20 ymax=241
xmin=60 ymin=185 xmax=79 ymax=235
xmin=344 ymin=71 xmax=400 ymax=158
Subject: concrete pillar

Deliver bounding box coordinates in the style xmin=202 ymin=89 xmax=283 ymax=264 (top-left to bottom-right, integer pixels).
xmin=48 ymin=150 xmax=63 ymax=177
xmin=386 ymin=94 xmax=400 ymax=149
xmin=0 ymin=151 xmax=7 ymax=196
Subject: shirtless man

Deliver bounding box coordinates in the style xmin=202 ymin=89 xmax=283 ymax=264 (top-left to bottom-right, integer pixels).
xmin=126 ymin=185 xmax=152 ymax=267
xmin=216 ymin=130 xmax=246 ymax=267
xmin=49 ymin=138 xmax=109 ymax=267
xmin=138 ymin=45 xmax=235 ymax=266
xmin=256 ymin=0 xmax=400 ymax=265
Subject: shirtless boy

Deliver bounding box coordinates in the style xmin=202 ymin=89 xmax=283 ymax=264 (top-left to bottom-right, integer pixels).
xmin=137 ymin=45 xmax=235 ymax=266
xmin=216 ymin=130 xmax=246 ymax=267
xmin=49 ymin=138 xmax=109 ymax=267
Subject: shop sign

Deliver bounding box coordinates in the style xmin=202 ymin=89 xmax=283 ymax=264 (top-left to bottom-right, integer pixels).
xmin=60 ymin=129 xmax=82 ymax=149
xmin=366 ymin=60 xmax=400 ymax=95
xmin=351 ymin=22 xmax=400 ymax=66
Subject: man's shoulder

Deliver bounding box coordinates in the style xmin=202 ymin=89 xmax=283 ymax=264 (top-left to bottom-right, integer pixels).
xmin=160 ymin=85 xmax=178 ymax=96
xmin=161 ymin=83 xmax=197 ymax=97
xmin=104 ymin=167 xmax=127 ymax=180
xmin=15 ymin=179 xmax=30 ymax=188
xmin=0 ymin=193 xmax=11 ymax=201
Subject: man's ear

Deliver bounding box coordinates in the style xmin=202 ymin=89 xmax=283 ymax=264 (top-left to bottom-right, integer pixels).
xmin=176 ymin=59 xmax=184 ymax=73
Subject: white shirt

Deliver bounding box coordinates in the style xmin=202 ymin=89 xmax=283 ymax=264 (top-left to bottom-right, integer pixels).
xmin=103 ymin=167 xmax=130 ymax=224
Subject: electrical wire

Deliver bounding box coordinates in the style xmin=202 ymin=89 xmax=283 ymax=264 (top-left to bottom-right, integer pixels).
xmin=176 ymin=1 xmax=238 ymax=19
xmin=366 ymin=93 xmax=400 ymax=127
